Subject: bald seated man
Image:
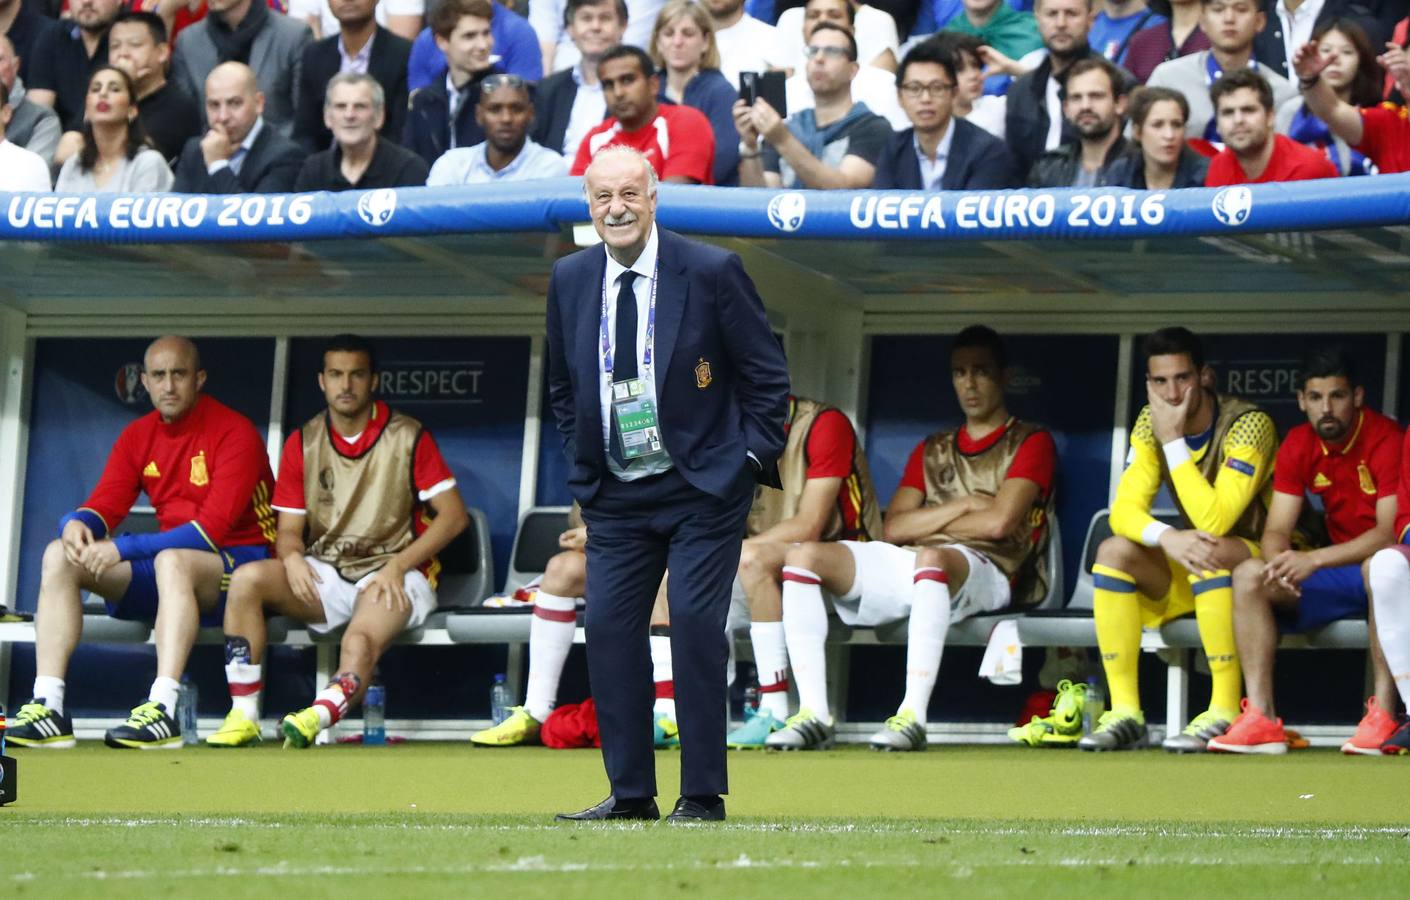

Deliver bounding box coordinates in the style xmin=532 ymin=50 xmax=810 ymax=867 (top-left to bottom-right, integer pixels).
xmin=5 ymin=337 xmax=278 ymax=751
xmin=173 ymin=61 xmax=307 ymax=193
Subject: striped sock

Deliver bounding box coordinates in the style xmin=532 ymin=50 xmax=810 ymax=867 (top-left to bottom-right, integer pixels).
xmin=1092 ymin=564 xmax=1143 ymax=714
xmin=749 ymin=621 xmax=791 ymax=719
xmin=226 ymin=661 xmax=263 ymax=720
xmin=781 ymin=565 xmax=832 ymax=724
xmin=900 ymin=567 xmax=952 ymax=724
xmin=313 ymin=673 xmax=358 ymax=729
xmin=1369 ymin=548 xmax=1410 ymax=708
xmin=1191 ymin=570 xmax=1241 ymax=715
xmin=526 ymin=590 xmax=577 ymax=722
xmin=651 ymin=633 xmax=675 ymax=718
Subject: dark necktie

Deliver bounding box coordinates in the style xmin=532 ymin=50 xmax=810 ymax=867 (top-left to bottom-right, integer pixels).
xmin=609 ymin=270 xmax=639 ymax=466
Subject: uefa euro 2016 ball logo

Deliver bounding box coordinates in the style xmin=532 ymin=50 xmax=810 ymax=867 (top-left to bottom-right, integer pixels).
xmin=1211 ymin=186 xmax=1253 ymax=227
xmin=114 ymin=363 xmax=146 ymax=404
xmin=357 ymin=189 xmax=398 ymax=227
xmin=767 ymin=193 xmax=806 ymax=233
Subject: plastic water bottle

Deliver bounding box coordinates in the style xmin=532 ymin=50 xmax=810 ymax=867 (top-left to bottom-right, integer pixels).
xmin=1 ymin=703 xmax=7 ymax=754
xmin=743 ymin=677 xmax=760 ymax=719
xmin=177 ymin=677 xmax=199 ymax=745
xmin=1082 ymin=676 xmax=1106 ymax=735
xmin=363 ymin=684 xmax=386 ymax=745
xmin=491 ymin=674 xmax=512 ymax=725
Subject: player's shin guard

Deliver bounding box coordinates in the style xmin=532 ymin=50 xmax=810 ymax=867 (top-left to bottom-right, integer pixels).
xmin=224 ymin=636 xmax=263 ymax=720
xmin=781 ymin=566 xmax=832 ymax=724
xmin=899 ymin=568 xmax=952 ymax=724
xmin=1192 ymin=570 xmax=1241 ymax=714
xmin=1092 ymin=564 xmax=1142 ymax=713
xmin=525 ymin=591 xmax=577 ymax=722
xmin=313 ymin=673 xmax=360 ymax=729
xmin=1369 ymin=548 xmax=1410 ymax=708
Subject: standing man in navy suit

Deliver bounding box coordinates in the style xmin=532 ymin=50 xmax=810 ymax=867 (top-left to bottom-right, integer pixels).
xmin=546 ymin=146 xmax=790 ymax=823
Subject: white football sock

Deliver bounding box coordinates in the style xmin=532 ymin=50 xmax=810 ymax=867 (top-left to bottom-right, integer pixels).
xmin=900 ymin=567 xmax=953 ymax=724
xmin=651 ymin=634 xmax=675 ymax=718
xmin=781 ymin=566 xmax=832 ymax=724
xmin=525 ymin=590 xmax=577 ymax=722
xmin=225 ymin=660 xmax=263 ymax=720
xmin=750 ymin=620 xmax=791 ymax=719
xmin=148 ymin=676 xmax=181 ymax=713
xmin=33 ymin=675 xmax=65 ymax=715
xmin=1370 ymin=549 xmax=1410 ymax=708
xmin=313 ymin=675 xmax=356 ymax=729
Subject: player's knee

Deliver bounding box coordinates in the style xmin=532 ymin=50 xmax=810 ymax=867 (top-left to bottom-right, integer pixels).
xmin=153 ymin=548 xmax=198 ymax=585
xmin=542 ymin=551 xmax=585 ymax=595
xmin=785 ymin=541 xmax=828 ymax=572
xmin=1232 ymin=558 xmax=1265 ymax=601
xmin=226 ymin=561 xmax=269 ymax=608
xmin=915 ymin=546 xmax=946 ymax=570
xmin=41 ymin=538 xmax=78 ymax=578
xmin=738 ymin=543 xmax=776 ymax=585
xmin=1094 ymin=535 xmax=1143 ymax=571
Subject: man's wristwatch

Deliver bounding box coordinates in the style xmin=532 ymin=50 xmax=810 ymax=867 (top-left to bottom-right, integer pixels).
xmin=738 ymin=140 xmax=761 ymax=159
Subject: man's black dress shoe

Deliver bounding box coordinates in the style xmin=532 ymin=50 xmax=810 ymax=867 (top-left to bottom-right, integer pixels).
xmin=555 ymin=796 xmax=660 ymax=822
xmin=665 ymin=796 xmax=726 ymax=823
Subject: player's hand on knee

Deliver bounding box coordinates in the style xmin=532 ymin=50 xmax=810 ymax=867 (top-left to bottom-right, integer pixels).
xmin=1160 ymin=529 xmax=1220 ymax=575
xmin=78 ymin=540 xmax=120 ymax=578
xmin=364 ymin=565 xmax=410 ymax=613
xmin=61 ymin=520 xmax=95 ymax=567
xmin=1263 ymin=549 xmax=1314 ymax=595
xmin=558 ymin=527 xmax=587 ymax=552
xmin=283 ymin=554 xmax=322 ymax=607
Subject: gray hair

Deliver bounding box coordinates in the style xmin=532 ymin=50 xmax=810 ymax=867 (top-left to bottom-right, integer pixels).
xmin=581 ymin=145 xmax=659 ymax=199
xmin=324 ymin=72 xmax=385 ymax=112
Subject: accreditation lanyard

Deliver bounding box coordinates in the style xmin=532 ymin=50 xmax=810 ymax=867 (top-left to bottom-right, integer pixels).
xmin=599 ymin=260 xmax=660 ymax=379
xmin=600 ymin=261 xmax=667 ymax=461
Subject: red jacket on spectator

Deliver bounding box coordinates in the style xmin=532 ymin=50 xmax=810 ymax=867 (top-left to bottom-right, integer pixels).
xmin=1205 ymin=133 xmax=1340 ymax=185
xmin=1355 ymin=102 xmax=1410 ymax=174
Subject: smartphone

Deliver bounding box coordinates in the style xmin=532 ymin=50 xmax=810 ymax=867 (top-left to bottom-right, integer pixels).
xmin=738 ymin=70 xmax=787 ymax=118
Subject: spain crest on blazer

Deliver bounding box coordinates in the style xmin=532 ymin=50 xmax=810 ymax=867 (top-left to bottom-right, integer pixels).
xmin=695 ymin=358 xmax=712 ymax=389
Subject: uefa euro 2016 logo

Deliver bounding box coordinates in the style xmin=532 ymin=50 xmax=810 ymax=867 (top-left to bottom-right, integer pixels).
xmin=114 ymin=363 xmax=146 ymax=404
xmin=767 ymin=193 xmax=806 ymax=233
xmin=1211 ymin=186 xmax=1253 ymax=227
xmin=357 ymin=189 xmax=398 ymax=227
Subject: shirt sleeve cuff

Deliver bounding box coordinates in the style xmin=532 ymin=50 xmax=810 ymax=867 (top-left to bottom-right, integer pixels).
xmin=1142 ymin=520 xmax=1173 ymax=548
xmin=207 ymin=159 xmax=231 ymax=175
xmin=1161 ymin=438 xmax=1192 ymax=472
xmin=418 ymin=477 xmax=457 ymax=502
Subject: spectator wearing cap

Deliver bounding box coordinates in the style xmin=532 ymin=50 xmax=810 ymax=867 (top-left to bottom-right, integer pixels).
xmin=1123 ymin=0 xmax=1211 ymax=82
xmin=1028 ymin=54 xmax=1132 ymax=184
xmin=427 ymin=71 xmax=570 ymax=182
xmin=407 ymin=0 xmax=510 ymax=166
xmin=872 ymin=38 xmax=1017 ymax=187
xmin=294 ymin=71 xmax=430 ymax=188
xmin=0 ymin=33 xmax=59 ymax=162
xmin=1204 ymin=66 xmax=1337 ymax=181
xmin=735 ymin=21 xmax=893 ymax=187
xmin=173 ymin=0 xmax=313 ymax=137
xmin=1104 ymin=84 xmax=1210 ymax=184
xmin=293 ymin=0 xmax=413 ymax=153
xmin=1147 ymin=0 xmax=1295 ymax=141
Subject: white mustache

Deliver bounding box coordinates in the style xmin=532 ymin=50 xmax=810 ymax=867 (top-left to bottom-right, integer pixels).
xmin=603 ymin=212 xmax=637 ymax=226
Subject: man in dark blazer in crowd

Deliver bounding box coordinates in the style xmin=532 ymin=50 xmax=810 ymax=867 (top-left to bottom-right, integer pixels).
xmin=292 ymin=0 xmax=411 ymax=152
xmin=174 ymin=61 xmax=306 ymax=192
xmin=529 ymin=0 xmax=626 ymax=156
xmin=872 ymin=40 xmax=1017 ymax=190
xmin=545 ymin=146 xmax=790 ymax=824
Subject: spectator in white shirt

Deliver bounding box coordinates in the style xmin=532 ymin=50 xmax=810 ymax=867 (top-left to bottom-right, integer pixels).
xmin=703 ymin=0 xmax=779 ymax=85
xmin=428 ymin=73 xmax=570 ymax=182
xmin=783 ymin=1 xmax=908 ymax=126
xmin=529 ymin=0 xmax=627 ymax=155
xmin=0 ymin=78 xmax=51 ymax=189
xmin=775 ymin=0 xmax=899 ymax=72
xmin=287 ymin=0 xmax=426 ymax=41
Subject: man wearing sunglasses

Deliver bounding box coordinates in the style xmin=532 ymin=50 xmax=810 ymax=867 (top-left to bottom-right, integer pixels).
xmin=873 ymin=39 xmax=1017 ymax=189
xmin=427 ymin=73 xmax=570 ymax=183
xmin=734 ymin=22 xmax=892 ymax=189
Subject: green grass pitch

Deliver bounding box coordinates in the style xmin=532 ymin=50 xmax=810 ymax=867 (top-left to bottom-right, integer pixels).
xmin=3 ymin=743 xmax=1407 ymax=898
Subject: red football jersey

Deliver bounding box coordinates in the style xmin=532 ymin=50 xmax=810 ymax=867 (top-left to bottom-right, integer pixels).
xmin=570 ymin=103 xmax=716 ymax=184
xmin=1274 ymin=409 xmax=1401 ymax=545
xmin=1354 ymin=103 xmax=1410 ymax=175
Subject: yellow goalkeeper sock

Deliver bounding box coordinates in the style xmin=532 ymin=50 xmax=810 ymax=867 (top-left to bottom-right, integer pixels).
xmin=1192 ymin=570 xmax=1241 ymax=715
xmin=1092 ymin=564 xmax=1143 ymax=714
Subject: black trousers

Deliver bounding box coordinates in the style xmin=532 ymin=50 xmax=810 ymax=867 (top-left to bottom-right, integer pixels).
xmin=580 ymin=464 xmax=754 ymax=801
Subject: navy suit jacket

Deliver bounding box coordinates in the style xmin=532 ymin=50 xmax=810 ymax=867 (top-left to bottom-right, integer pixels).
xmin=292 ymin=27 xmax=412 ymax=152
xmin=546 ymin=227 xmax=790 ymax=504
xmin=872 ymin=119 xmax=1018 ymax=190
xmin=529 ymin=67 xmax=582 ymax=157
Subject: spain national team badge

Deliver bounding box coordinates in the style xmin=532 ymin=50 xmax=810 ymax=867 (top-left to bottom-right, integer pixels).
xmin=189 ymin=451 xmax=209 ymax=487
xmin=695 ymin=358 xmax=712 ymax=389
xmin=1358 ymin=463 xmax=1376 ymax=495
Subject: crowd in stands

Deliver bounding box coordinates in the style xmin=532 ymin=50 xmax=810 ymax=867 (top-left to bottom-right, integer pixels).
xmin=2 ymin=0 xmax=1409 ymax=194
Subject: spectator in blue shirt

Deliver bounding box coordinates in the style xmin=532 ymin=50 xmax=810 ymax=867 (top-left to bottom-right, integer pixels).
xmin=408 ymin=0 xmax=543 ymax=90
xmin=650 ymin=0 xmax=740 ymax=183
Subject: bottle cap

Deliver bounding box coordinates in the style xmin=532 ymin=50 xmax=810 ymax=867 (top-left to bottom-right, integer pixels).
xmin=494 ymin=673 xmax=506 ymax=682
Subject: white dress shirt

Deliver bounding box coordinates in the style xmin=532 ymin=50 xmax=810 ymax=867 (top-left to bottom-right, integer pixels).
xmin=338 ymin=31 xmax=375 ymax=74
xmin=563 ymin=65 xmax=607 ymax=156
xmin=0 ymin=139 xmax=52 ymax=191
xmin=1276 ymin=0 xmax=1326 ymax=76
xmin=914 ymin=118 xmax=956 ymax=189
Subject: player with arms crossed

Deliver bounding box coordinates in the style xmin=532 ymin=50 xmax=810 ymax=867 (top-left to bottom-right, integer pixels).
xmin=206 ymin=335 xmax=469 ymax=748
xmin=1210 ymin=346 xmax=1402 ymax=754
xmin=768 ymin=326 xmax=1058 ymax=751
xmin=7 ymin=336 xmax=275 ymax=750
xmin=1083 ymin=327 xmax=1276 ymax=752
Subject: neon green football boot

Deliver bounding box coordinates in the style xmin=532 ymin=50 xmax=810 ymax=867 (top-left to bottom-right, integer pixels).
xmin=281 ymin=707 xmax=322 ymax=749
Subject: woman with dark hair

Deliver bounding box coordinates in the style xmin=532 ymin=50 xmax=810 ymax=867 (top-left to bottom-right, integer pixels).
xmin=652 ymin=0 xmax=742 ymax=184
xmin=1105 ymin=85 xmax=1208 ymax=188
xmin=55 ymin=66 xmax=174 ymax=192
xmin=1277 ymin=19 xmax=1383 ymax=176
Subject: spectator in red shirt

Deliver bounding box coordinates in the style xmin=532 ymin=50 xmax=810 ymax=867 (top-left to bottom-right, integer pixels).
xmin=570 ymin=44 xmax=717 ymax=183
xmin=1211 ymin=346 xmax=1402 ymax=756
xmin=6 ymin=336 xmax=276 ymax=753
xmin=1291 ymin=36 xmax=1410 ymax=174
xmin=1205 ymin=67 xmax=1339 ymax=184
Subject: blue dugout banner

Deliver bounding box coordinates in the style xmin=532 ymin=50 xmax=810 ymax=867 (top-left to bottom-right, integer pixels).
xmin=2 ymin=175 xmax=1408 ymax=244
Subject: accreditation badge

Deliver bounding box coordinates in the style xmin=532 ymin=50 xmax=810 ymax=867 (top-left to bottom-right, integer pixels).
xmin=612 ymin=377 xmax=666 ymax=460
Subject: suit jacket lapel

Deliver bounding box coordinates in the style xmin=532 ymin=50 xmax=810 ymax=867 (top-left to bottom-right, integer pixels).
xmin=652 ymin=229 xmax=687 ymax=404
xmin=942 ymin=121 xmax=970 ymax=191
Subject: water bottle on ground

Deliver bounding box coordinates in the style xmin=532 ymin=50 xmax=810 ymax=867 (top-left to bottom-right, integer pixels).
xmin=1082 ymin=676 xmax=1106 ymax=735
xmin=178 ymin=676 xmax=199 ymax=745
xmin=743 ymin=675 xmax=760 ymax=720
xmin=364 ymin=684 xmax=386 ymax=745
xmin=491 ymin=673 xmax=512 ymax=725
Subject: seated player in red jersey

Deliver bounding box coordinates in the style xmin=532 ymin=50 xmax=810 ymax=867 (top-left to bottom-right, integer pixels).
xmin=1292 ymin=39 xmax=1410 ymax=175
xmin=205 ymin=335 xmax=469 ymax=748
xmin=7 ymin=336 xmax=276 ymax=751
xmin=1205 ymin=69 xmax=1339 ymax=186
xmin=1211 ymin=347 xmax=1403 ymax=755
xmin=570 ymin=44 xmax=716 ymax=184
xmin=767 ymin=326 xmax=1059 ymax=752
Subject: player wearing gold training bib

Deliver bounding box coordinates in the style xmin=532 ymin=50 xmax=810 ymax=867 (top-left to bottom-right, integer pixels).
xmin=1082 ymin=327 xmax=1276 ymax=753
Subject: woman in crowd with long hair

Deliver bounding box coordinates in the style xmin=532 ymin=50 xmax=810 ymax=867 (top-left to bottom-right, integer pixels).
xmin=1277 ymin=19 xmax=1383 ymax=176
xmin=651 ymin=0 xmax=742 ymax=185
xmin=55 ymin=66 xmax=174 ymax=192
